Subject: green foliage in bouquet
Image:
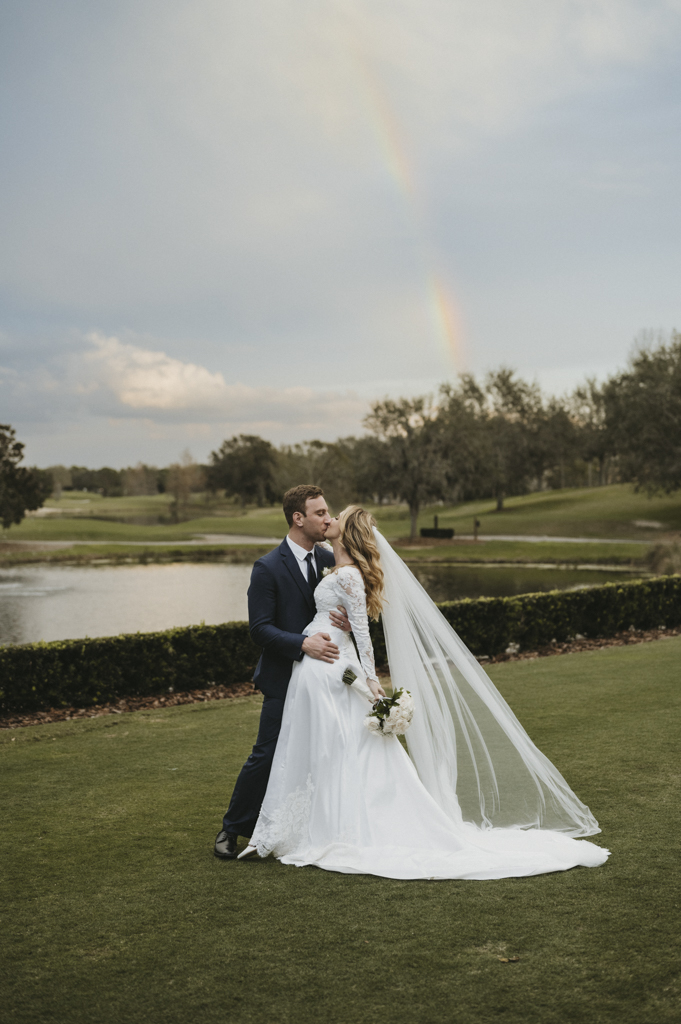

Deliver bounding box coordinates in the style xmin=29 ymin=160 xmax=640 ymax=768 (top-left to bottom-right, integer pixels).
xmin=364 ymin=687 xmax=414 ymax=735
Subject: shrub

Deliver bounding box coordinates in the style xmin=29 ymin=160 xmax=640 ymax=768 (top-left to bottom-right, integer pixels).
xmin=372 ymin=574 xmax=681 ymax=662
xmin=647 ymin=541 xmax=681 ymax=576
xmin=0 ymin=623 xmax=259 ymax=715
xmin=2 ymin=576 xmax=681 ymax=715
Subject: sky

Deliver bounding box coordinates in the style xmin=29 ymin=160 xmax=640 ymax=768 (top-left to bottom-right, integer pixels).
xmin=2 ymin=0 xmax=681 ymax=468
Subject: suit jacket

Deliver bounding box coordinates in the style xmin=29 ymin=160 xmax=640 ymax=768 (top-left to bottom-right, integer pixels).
xmin=248 ymin=539 xmax=335 ymax=700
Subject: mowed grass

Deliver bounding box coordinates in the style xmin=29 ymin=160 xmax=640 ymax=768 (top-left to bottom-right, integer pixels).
xmin=2 ymin=640 xmax=680 ymax=1024
xmin=377 ymin=484 xmax=681 ymax=541
xmin=393 ymin=538 xmax=649 ymax=566
xmin=8 ymin=484 xmax=681 ymax=550
xmin=0 ymin=539 xmax=650 ymax=569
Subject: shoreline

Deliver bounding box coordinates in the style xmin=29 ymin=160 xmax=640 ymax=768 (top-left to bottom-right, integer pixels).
xmin=0 ymin=539 xmax=650 ymax=570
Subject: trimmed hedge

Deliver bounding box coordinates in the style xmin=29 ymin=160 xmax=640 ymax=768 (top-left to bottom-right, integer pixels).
xmin=429 ymin=574 xmax=681 ymax=658
xmin=0 ymin=623 xmax=260 ymax=716
xmin=2 ymin=575 xmax=680 ymax=715
xmin=367 ymin=574 xmax=681 ymax=668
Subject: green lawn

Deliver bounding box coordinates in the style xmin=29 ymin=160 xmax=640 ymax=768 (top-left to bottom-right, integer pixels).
xmin=0 ymin=538 xmax=650 ymax=569
xmin=377 ymin=484 xmax=681 ymax=541
xmin=7 ymin=484 xmax=681 ymax=550
xmin=2 ymin=639 xmax=679 ymax=1023
xmin=393 ymin=538 xmax=649 ymax=566
xmin=4 ymin=483 xmax=680 ymax=576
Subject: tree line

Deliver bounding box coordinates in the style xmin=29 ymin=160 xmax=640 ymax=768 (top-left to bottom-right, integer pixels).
xmin=208 ymin=334 xmax=681 ymax=538
xmin=3 ymin=334 xmax=681 ymax=535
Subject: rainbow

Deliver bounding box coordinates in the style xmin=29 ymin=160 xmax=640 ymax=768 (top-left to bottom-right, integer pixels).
xmin=348 ymin=35 xmax=465 ymax=370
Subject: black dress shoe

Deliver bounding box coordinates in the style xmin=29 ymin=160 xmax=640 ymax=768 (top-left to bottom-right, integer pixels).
xmin=214 ymin=830 xmax=239 ymax=859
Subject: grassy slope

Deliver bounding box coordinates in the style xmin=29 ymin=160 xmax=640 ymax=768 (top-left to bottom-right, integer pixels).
xmin=0 ymin=539 xmax=650 ymax=568
xmin=4 ymin=484 xmax=680 ymax=568
xmin=393 ymin=539 xmax=648 ymax=566
xmin=377 ymin=484 xmax=681 ymax=540
xmin=7 ymin=484 xmax=681 ymax=543
xmin=2 ymin=639 xmax=679 ymax=1024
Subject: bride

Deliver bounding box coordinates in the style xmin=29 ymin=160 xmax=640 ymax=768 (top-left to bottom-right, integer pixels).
xmin=239 ymin=506 xmax=610 ymax=879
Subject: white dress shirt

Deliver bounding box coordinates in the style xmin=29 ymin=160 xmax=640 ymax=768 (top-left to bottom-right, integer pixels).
xmin=286 ymin=535 xmax=318 ymax=583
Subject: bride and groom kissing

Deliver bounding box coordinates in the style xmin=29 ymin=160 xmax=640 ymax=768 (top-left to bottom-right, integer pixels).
xmin=214 ymin=485 xmax=609 ymax=880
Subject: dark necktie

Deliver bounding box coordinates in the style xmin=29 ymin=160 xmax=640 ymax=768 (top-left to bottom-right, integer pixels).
xmin=305 ymin=551 xmax=317 ymax=591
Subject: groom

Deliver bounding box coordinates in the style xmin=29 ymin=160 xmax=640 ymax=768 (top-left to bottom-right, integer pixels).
xmin=214 ymin=484 xmax=351 ymax=859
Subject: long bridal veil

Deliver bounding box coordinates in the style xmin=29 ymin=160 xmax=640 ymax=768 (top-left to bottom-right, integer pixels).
xmin=374 ymin=529 xmax=600 ymax=837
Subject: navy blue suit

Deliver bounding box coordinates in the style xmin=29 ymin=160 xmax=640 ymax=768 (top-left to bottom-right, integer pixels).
xmin=222 ymin=539 xmax=335 ymax=837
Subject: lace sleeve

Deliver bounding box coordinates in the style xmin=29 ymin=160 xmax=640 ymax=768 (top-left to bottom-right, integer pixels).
xmin=336 ymin=567 xmax=378 ymax=683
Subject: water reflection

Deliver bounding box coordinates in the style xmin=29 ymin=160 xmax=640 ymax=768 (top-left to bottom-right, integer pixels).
xmin=0 ymin=564 xmax=253 ymax=646
xmin=0 ymin=561 xmax=643 ymax=647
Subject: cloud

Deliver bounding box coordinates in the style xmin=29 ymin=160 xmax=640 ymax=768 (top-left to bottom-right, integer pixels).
xmin=83 ymin=333 xmax=229 ymax=410
xmin=81 ymin=333 xmax=366 ymax=430
xmin=0 ymin=332 xmax=368 ymax=439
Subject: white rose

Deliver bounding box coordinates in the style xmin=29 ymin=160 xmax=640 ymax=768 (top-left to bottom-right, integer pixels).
xmin=364 ymin=716 xmax=381 ymax=733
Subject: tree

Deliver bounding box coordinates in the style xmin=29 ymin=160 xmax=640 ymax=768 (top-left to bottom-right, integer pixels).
xmin=166 ymin=451 xmax=205 ymax=521
xmin=448 ymin=371 xmax=544 ymax=510
xmin=485 ymin=369 xmax=547 ymax=508
xmin=275 ymin=439 xmax=358 ymax=512
xmin=69 ymin=466 xmax=123 ymax=496
xmin=208 ymin=434 xmax=278 ymax=506
xmin=0 ymin=424 xmax=53 ymax=529
xmin=45 ymin=465 xmax=72 ymax=499
xmin=363 ymin=397 xmax=451 ymax=541
xmin=437 ymin=380 xmax=494 ymax=502
xmin=122 ymin=463 xmax=160 ymax=496
xmin=570 ymin=379 xmax=612 ymax=486
xmin=539 ymin=398 xmax=578 ymax=491
xmin=603 ymin=333 xmax=681 ymax=494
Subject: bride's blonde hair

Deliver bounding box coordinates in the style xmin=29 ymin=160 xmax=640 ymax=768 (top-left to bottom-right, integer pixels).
xmin=339 ymin=505 xmax=385 ymax=620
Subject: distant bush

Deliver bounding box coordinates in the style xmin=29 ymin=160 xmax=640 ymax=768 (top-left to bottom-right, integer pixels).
xmin=3 ymin=576 xmax=681 ymax=715
xmin=647 ymin=542 xmax=681 ymax=576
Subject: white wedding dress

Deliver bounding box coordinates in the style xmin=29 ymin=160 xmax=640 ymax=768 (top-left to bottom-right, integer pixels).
xmin=249 ymin=562 xmax=610 ymax=880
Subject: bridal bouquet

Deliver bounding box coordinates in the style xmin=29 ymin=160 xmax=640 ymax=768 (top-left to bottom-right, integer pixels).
xmin=364 ymin=688 xmax=414 ymax=736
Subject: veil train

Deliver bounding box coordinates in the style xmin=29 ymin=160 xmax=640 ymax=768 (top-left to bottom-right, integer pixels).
xmin=374 ymin=528 xmax=600 ymax=837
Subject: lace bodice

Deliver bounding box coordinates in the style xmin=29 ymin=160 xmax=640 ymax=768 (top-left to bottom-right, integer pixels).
xmin=309 ymin=565 xmax=378 ymax=683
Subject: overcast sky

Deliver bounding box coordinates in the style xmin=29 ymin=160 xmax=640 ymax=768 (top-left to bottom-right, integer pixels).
xmin=2 ymin=0 xmax=681 ymax=467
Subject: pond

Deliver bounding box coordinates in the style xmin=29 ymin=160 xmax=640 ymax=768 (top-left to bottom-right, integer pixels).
xmin=407 ymin=562 xmax=644 ymax=603
xmin=0 ymin=561 xmax=645 ymax=647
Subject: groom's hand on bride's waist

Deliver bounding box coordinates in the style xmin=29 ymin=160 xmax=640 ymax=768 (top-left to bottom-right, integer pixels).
xmin=329 ymin=605 xmax=351 ymax=632
xmin=302 ymin=633 xmax=340 ymax=663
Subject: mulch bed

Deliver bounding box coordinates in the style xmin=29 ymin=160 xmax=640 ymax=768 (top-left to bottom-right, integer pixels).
xmin=0 ymin=681 xmax=256 ymax=731
xmin=481 ymin=623 xmax=681 ymax=664
xmin=3 ymin=624 xmax=680 ymax=730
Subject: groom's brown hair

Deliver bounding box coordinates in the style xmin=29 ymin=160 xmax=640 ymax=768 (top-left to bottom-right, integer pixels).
xmin=283 ymin=484 xmax=324 ymax=526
